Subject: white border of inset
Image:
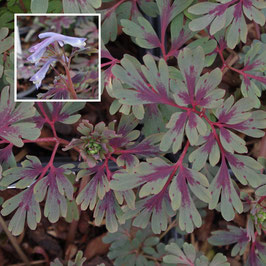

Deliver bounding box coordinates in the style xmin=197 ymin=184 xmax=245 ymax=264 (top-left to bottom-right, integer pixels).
xmin=14 ymin=13 xmax=101 ymax=102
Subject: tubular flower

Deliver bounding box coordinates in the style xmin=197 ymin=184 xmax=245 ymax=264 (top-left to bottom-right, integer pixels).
xmin=27 ymin=32 xmax=86 ymax=89
xmin=29 ymin=58 xmax=57 ymax=89
xmin=27 ymin=32 xmax=87 ymax=65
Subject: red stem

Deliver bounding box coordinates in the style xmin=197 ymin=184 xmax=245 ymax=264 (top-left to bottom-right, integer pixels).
xmin=217 ymin=46 xmax=264 ymax=83
xmin=101 ymin=59 xmax=119 ymax=68
xmin=63 ymin=64 xmax=78 ymax=99
xmin=161 ymin=140 xmax=190 ymax=193
xmin=104 ymin=0 xmax=126 ymax=18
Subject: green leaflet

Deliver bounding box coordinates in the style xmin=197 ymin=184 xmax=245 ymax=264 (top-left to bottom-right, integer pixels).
xmin=0 ymin=27 xmax=13 ymax=54
xmin=31 ymin=0 xmax=48 ymax=13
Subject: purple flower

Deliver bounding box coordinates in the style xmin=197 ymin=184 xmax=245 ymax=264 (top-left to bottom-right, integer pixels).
xmin=27 ymin=32 xmax=86 ymax=89
xmin=27 ymin=32 xmax=87 ymax=64
xmin=30 ymin=58 xmax=57 ymax=89
xmin=39 ymin=32 xmax=87 ymax=48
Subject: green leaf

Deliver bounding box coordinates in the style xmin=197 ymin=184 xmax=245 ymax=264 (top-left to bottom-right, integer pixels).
xmin=1 ymin=187 xmax=41 ymax=236
xmin=121 ymin=17 xmax=160 ymax=49
xmin=0 ymin=87 xmax=41 ymax=147
xmin=31 ymin=0 xmax=48 ymax=13
xmin=0 ymin=27 xmax=13 ymax=54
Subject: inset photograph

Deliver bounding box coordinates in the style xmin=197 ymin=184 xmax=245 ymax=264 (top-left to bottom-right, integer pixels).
xmin=15 ymin=14 xmax=100 ymax=101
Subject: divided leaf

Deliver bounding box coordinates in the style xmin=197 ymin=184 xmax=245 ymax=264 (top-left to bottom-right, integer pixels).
xmin=112 ymin=54 xmax=170 ymax=105
xmin=172 ymin=46 xmax=224 ymax=109
xmin=76 ymin=165 xmax=109 ymax=211
xmin=214 ymin=96 xmax=265 ymax=138
xmin=1 ymin=187 xmax=41 ymax=236
xmin=0 ymin=156 xmax=42 ymax=188
xmin=34 ymin=165 xmax=74 ymax=223
xmin=208 ymin=225 xmax=250 ymax=257
xmin=164 ymin=242 xmax=230 ymax=266
xmin=240 ymin=40 xmax=266 ymax=107
xmin=111 ymin=157 xmax=173 ymax=196
xmin=124 ymin=191 xmax=175 ymax=234
xmin=169 ymin=166 xmax=210 ymax=233
xmin=0 ymin=87 xmax=41 ymax=147
xmin=93 ymin=191 xmax=124 ymax=233
xmin=209 ymin=157 xmax=243 ymax=221
xmin=160 ymin=111 xmax=207 ymax=153
xmin=121 ymin=17 xmax=160 ymax=49
xmin=156 ymin=0 xmax=193 ymax=28
xmin=188 ymin=0 xmax=266 ymax=48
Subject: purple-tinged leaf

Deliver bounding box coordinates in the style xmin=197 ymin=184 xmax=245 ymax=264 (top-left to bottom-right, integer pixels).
xmin=231 ymin=110 xmax=266 ymax=138
xmin=188 ymin=0 xmax=265 ymax=48
xmin=185 ymin=112 xmax=207 ymax=145
xmin=116 ymin=154 xmax=139 ymax=170
xmin=124 ymin=191 xmax=175 ymax=234
xmin=219 ymin=127 xmax=247 ymax=154
xmin=121 ymin=17 xmax=160 ymax=49
xmin=47 ymin=102 xmax=85 ymax=124
xmin=169 ymin=166 xmax=210 ymax=233
xmin=194 ymin=68 xmax=224 ymax=109
xmin=94 ymin=191 xmax=124 ymax=233
xmin=198 ymin=253 xmax=229 ymax=266
xmin=177 ymin=47 xmax=205 ymax=105
xmin=0 ymin=144 xmax=16 ymax=170
xmin=240 ymin=41 xmax=266 ymax=107
xmin=168 ymin=14 xmax=195 ymax=58
xmin=209 ymin=157 xmax=243 ymax=221
xmin=111 ymin=157 xmax=173 ymax=196
xmin=226 ymin=153 xmax=263 ymax=188
xmin=112 ymin=55 xmax=170 ymax=105
xmin=226 ymin=3 xmax=247 ymax=49
xmin=164 ymin=242 xmax=230 ymax=265
xmin=189 ymin=133 xmax=220 ymax=171
xmin=215 ymin=96 xmax=253 ymax=124
xmin=102 ymin=9 xmax=118 ymax=44
xmin=0 ymin=87 xmax=40 ymax=147
xmin=38 ymin=76 xmax=69 ymax=99
xmin=124 ymin=133 xmax=161 ymax=158
xmin=34 ymin=165 xmax=74 ymax=223
xmin=208 ymin=225 xmax=250 ymax=257
xmin=247 ymin=241 xmax=266 ymax=266
xmin=157 ymin=0 xmax=193 ymax=30
xmin=160 ymin=112 xmax=187 ymax=153
xmin=76 ymin=165 xmax=109 ymax=211
xmin=117 ymin=113 xmax=139 ymax=136
xmin=1 ymin=187 xmax=41 ymax=236
xmin=0 ymin=156 xmax=43 ymax=188
xmin=215 ymin=96 xmax=265 ymax=138
xmin=173 ymin=47 xmax=223 ymax=109
xmin=114 ymin=190 xmax=136 ymax=210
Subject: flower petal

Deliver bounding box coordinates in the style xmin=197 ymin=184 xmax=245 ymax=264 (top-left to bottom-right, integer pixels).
xmin=30 ymin=58 xmax=57 ymax=89
xmin=27 ymin=47 xmax=46 ymax=65
xmin=39 ymin=32 xmax=87 ymax=48
xmin=62 ymin=36 xmax=87 ymax=48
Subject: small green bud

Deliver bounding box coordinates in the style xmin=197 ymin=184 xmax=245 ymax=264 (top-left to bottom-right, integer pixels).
xmin=257 ymin=210 xmax=266 ymax=224
xmin=86 ymin=141 xmax=102 ymax=155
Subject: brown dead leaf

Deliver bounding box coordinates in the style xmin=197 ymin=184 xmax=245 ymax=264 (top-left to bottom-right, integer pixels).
xmin=84 ymin=233 xmax=110 ymax=260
